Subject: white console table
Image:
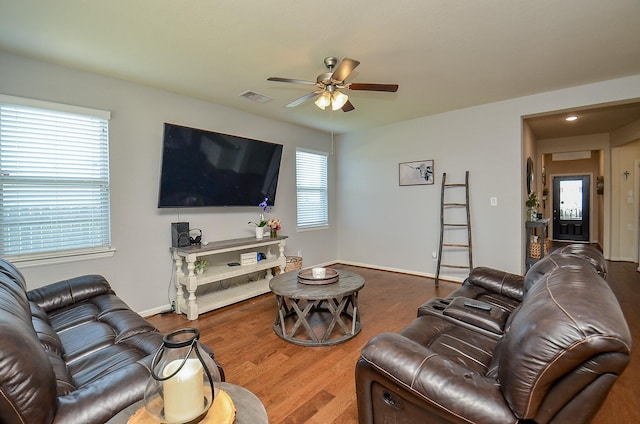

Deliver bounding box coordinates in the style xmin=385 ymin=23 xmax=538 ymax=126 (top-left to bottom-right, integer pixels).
xmin=171 ymin=236 xmax=287 ymax=320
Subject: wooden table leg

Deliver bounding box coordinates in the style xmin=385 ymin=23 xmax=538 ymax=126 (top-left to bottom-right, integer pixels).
xmin=323 ymin=297 xmax=351 ymax=342
xmin=289 ymin=299 xmax=319 ymax=343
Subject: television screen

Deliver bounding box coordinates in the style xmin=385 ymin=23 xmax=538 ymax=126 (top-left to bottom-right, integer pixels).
xmin=158 ymin=123 xmax=283 ymax=207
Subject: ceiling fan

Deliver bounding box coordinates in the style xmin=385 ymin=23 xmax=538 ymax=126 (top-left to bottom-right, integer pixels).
xmin=267 ymin=56 xmax=398 ymax=112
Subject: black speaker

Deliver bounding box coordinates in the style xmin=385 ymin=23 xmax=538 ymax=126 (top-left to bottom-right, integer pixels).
xmin=171 ymin=222 xmax=190 ymax=247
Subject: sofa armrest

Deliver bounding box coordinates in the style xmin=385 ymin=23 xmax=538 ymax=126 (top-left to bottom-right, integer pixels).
xmin=356 ymin=332 xmax=515 ymax=424
xmin=465 ymin=266 xmax=524 ymax=301
xmin=443 ymin=297 xmax=509 ymax=335
xmin=27 ymin=274 xmax=113 ymax=312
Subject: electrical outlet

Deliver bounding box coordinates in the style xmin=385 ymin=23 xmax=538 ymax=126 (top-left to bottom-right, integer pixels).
xmin=490 ymin=197 xmax=498 ymax=206
xmin=432 ymin=251 xmax=438 ymax=260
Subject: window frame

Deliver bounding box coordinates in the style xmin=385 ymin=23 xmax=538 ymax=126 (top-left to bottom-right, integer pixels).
xmin=0 ymin=94 xmax=115 ymax=267
xmin=295 ymin=147 xmax=329 ymax=231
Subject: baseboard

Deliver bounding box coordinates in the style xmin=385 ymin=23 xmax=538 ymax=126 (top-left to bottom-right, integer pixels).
xmin=139 ymin=304 xmax=173 ymax=318
xmin=332 ymin=260 xmax=465 ymax=283
xmin=608 ymin=256 xmax=638 ymax=263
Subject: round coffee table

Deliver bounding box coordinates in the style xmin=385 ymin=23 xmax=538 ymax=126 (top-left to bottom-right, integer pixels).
xmin=269 ymin=269 xmax=364 ymax=346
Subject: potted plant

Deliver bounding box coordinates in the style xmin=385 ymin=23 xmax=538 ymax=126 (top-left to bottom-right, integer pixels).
xmin=526 ymin=192 xmax=539 ymax=221
xmin=248 ymin=197 xmax=271 ymax=239
xmin=194 ymin=259 xmax=208 ymax=275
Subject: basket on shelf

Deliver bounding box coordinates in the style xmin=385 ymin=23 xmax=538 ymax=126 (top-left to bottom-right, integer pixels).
xmin=530 ymin=238 xmax=550 ymax=259
xmin=284 ymin=256 xmax=303 ymax=272
xmin=272 ymin=256 xmax=303 ymax=276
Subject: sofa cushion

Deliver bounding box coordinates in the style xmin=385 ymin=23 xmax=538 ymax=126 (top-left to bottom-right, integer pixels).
xmin=553 ymin=243 xmax=608 ymax=277
xmin=0 ymin=258 xmax=27 ymax=290
xmin=399 ymin=315 xmax=498 ymax=375
xmin=31 ymin=302 xmax=64 ymax=355
xmin=45 ymin=349 xmax=76 ymax=396
xmin=523 ymin=252 xmax=590 ymax=293
xmin=495 ymin=266 xmax=632 ymax=419
xmin=465 ymin=266 xmax=524 ymax=301
xmin=27 ymin=274 xmax=113 ymax=313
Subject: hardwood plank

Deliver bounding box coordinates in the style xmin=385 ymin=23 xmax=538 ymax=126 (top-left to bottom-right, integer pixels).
xmin=147 ymin=262 xmax=638 ymax=423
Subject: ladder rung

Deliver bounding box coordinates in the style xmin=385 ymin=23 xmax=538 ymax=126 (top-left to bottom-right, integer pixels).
xmin=444 ymin=203 xmax=467 ymax=207
xmin=441 ymin=264 xmax=470 ymax=269
xmin=444 ymin=183 xmax=466 ymax=187
xmin=443 ymin=223 xmax=468 ymax=227
xmin=443 ymin=243 xmax=470 ymax=248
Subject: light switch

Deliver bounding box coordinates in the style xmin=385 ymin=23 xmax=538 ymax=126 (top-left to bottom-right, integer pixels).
xmin=490 ymin=197 xmax=498 ymax=206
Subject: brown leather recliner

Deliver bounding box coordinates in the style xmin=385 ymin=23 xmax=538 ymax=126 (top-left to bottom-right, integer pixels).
xmin=0 ymin=258 xmax=224 ymax=424
xmin=356 ymin=247 xmax=631 ymax=423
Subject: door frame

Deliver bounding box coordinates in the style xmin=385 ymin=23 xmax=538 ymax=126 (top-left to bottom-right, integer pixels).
xmin=548 ymin=172 xmax=594 ymax=242
xmin=633 ymin=159 xmax=640 ymax=272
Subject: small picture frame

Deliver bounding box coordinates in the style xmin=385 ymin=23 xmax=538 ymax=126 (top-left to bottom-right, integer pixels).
xmin=399 ymin=160 xmax=434 ymax=186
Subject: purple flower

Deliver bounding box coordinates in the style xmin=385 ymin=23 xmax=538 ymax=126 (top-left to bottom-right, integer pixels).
xmin=259 ymin=197 xmax=272 ymax=213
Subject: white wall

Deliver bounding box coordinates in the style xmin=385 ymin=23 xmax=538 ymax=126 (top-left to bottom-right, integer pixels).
xmin=0 ymin=51 xmax=338 ymax=314
xmin=336 ymin=75 xmax=640 ymax=278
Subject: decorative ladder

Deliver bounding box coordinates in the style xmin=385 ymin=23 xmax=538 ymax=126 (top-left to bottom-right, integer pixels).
xmin=435 ymin=171 xmax=473 ymax=286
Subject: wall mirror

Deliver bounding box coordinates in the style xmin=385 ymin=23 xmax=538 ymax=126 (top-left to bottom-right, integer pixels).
xmin=526 ymin=157 xmax=534 ymax=194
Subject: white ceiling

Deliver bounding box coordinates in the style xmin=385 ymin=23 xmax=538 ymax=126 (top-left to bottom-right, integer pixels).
xmin=1 ymin=0 xmax=639 ymax=135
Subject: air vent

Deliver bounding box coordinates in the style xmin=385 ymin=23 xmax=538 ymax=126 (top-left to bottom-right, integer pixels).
xmin=239 ymin=90 xmax=273 ymax=103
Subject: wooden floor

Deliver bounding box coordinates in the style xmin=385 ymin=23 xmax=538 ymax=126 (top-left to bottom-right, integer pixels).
xmin=147 ymin=262 xmax=639 ymax=424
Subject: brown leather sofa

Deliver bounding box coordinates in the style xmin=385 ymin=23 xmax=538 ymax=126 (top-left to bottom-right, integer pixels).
xmin=0 ymin=258 xmax=223 ymax=424
xmin=356 ymin=245 xmax=631 ymax=423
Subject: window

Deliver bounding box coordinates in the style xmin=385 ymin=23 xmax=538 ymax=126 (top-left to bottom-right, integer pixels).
xmin=296 ymin=148 xmax=328 ymax=229
xmin=0 ymin=95 xmax=112 ymax=261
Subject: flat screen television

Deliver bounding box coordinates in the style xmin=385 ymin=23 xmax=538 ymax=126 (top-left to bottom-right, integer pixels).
xmin=157 ymin=123 xmax=283 ymax=207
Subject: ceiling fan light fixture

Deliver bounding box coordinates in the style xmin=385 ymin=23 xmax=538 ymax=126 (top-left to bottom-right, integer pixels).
xmin=331 ymin=91 xmax=349 ymax=110
xmin=315 ymin=91 xmax=331 ymax=110
xmin=269 ymin=56 xmax=398 ymax=112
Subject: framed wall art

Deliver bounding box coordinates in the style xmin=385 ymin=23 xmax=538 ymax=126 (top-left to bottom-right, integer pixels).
xmin=399 ymin=160 xmax=434 ymax=186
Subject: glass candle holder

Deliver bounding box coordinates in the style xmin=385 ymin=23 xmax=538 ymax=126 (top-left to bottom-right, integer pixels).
xmin=144 ymin=328 xmax=221 ymax=424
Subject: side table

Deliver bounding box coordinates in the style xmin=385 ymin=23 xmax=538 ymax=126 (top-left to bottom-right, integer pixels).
xmin=525 ymin=218 xmax=550 ymax=270
xmin=106 ymin=382 xmax=268 ymax=424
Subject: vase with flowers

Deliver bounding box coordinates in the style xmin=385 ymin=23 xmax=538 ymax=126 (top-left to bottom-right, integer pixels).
xmin=248 ymin=197 xmax=271 ymax=239
xmin=266 ymin=218 xmax=282 ymax=238
xmin=526 ymin=192 xmax=539 ymax=221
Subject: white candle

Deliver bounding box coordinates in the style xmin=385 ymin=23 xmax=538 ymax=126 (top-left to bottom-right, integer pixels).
xmin=163 ymin=358 xmax=204 ymax=422
xmin=312 ymin=267 xmax=326 ymax=279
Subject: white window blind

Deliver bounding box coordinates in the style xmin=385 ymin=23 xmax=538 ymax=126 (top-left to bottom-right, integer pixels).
xmin=0 ymin=98 xmax=111 ymax=258
xmin=296 ymin=149 xmax=328 ymax=229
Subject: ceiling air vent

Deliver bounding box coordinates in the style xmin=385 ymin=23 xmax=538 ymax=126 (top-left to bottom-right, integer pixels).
xmin=239 ymin=90 xmax=273 ymax=103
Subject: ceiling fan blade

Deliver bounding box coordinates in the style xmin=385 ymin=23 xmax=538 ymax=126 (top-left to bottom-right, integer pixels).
xmin=341 ymin=100 xmax=355 ymax=112
xmin=331 ymin=58 xmax=360 ymax=83
xmin=268 ymin=77 xmax=316 ymax=85
xmin=348 ymin=83 xmax=399 ymax=92
xmin=284 ymin=91 xmax=321 ymax=108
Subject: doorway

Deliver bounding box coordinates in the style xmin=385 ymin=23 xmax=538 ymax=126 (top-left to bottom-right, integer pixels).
xmin=552 ymin=175 xmax=590 ymax=242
